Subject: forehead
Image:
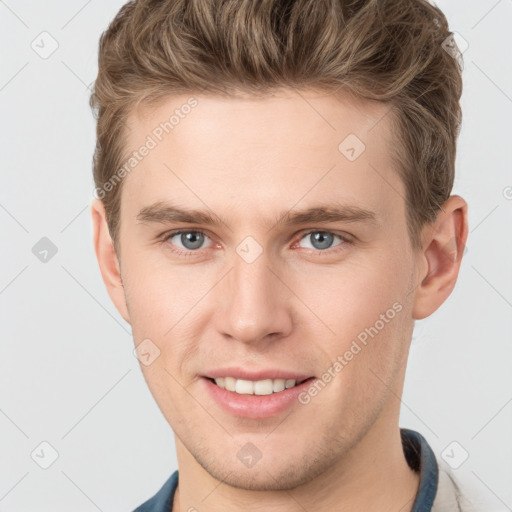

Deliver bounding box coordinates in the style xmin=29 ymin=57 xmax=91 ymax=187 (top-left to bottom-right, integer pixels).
xmin=120 ymin=89 xmax=404 ymax=230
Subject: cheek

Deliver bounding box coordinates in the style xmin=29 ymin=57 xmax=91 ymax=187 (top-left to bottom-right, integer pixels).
xmin=122 ymin=254 xmax=213 ymax=377
xmin=290 ymin=247 xmax=413 ymax=404
xmin=122 ymin=250 xmax=208 ymax=331
xmin=296 ymin=250 xmax=410 ymax=341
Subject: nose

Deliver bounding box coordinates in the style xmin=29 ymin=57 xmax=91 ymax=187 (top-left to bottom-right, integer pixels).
xmin=214 ymin=250 xmax=293 ymax=346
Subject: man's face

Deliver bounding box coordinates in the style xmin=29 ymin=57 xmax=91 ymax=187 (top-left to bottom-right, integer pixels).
xmin=117 ymin=89 xmax=421 ymax=489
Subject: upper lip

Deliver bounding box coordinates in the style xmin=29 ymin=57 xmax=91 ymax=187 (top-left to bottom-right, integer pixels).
xmin=203 ymin=367 xmax=314 ymax=382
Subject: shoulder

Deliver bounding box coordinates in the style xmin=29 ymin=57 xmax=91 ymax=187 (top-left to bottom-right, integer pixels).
xmin=400 ymin=428 xmax=476 ymax=512
xmin=432 ymin=466 xmax=479 ymax=512
xmin=131 ymin=471 xmax=179 ymax=512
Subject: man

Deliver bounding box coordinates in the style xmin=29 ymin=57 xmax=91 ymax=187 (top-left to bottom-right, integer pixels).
xmin=89 ymin=0 xmax=473 ymax=510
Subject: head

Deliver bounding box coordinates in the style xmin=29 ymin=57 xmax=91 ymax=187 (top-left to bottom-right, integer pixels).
xmin=91 ymin=0 xmax=467 ymax=491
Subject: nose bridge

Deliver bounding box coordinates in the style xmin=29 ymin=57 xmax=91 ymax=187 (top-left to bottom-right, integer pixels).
xmin=217 ymin=247 xmax=291 ymax=344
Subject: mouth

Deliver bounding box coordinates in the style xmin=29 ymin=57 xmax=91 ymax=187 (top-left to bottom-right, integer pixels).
xmin=201 ymin=368 xmax=317 ymax=418
xmin=202 ymin=374 xmax=316 ymax=418
xmin=206 ymin=376 xmax=313 ymax=395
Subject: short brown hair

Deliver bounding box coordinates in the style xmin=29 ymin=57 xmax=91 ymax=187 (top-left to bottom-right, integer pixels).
xmin=90 ymin=0 xmax=463 ymax=253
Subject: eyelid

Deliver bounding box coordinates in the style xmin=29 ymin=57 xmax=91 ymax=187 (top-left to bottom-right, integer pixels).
xmin=291 ymin=228 xmax=353 ymax=252
xmin=159 ymin=227 xmax=353 ymax=257
xmin=295 ymin=228 xmax=353 ymax=242
xmin=160 ymin=228 xmax=216 ymax=249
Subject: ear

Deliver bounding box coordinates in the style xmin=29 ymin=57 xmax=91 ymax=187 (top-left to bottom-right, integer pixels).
xmin=412 ymin=195 xmax=468 ymax=320
xmin=91 ymin=199 xmax=131 ymax=324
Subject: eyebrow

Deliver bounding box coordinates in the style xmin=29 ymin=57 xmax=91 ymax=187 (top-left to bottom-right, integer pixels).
xmin=136 ymin=201 xmax=379 ymax=229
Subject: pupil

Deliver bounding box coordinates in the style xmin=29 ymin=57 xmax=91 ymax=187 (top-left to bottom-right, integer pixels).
xmin=182 ymin=232 xmax=203 ymax=250
xmin=311 ymin=232 xmax=333 ymax=250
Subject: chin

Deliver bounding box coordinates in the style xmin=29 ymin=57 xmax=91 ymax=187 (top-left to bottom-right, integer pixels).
xmin=196 ymin=447 xmax=340 ymax=491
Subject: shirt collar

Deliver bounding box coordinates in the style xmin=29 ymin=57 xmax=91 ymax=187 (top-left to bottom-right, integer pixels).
xmin=401 ymin=428 xmax=439 ymax=511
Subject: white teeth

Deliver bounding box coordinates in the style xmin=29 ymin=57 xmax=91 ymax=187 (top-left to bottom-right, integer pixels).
xmin=285 ymin=379 xmax=296 ymax=389
xmin=235 ymin=379 xmax=254 ymax=395
xmin=254 ymin=379 xmax=273 ymax=395
xmin=272 ymin=379 xmax=286 ymax=393
xmin=224 ymin=376 xmax=236 ymax=392
xmin=213 ymin=377 xmax=301 ymax=395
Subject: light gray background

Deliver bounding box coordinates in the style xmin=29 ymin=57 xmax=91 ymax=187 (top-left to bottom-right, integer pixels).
xmin=1 ymin=0 xmax=511 ymax=510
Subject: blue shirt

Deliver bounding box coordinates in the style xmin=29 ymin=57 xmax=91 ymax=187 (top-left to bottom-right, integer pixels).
xmin=132 ymin=428 xmax=464 ymax=512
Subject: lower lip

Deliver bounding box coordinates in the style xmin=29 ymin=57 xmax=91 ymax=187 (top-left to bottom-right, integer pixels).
xmin=202 ymin=377 xmax=315 ymax=419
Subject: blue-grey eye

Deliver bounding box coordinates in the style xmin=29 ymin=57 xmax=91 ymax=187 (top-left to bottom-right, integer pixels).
xmin=171 ymin=231 xmax=208 ymax=250
xmin=299 ymin=231 xmax=342 ymax=251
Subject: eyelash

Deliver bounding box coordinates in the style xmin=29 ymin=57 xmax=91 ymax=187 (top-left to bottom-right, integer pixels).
xmin=158 ymin=229 xmax=353 ymax=257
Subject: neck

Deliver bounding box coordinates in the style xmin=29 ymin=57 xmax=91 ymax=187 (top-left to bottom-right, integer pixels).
xmin=172 ymin=414 xmax=420 ymax=512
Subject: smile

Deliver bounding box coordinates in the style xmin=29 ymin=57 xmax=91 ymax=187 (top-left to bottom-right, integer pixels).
xmin=203 ymin=373 xmax=317 ymax=418
xmin=210 ymin=377 xmax=309 ymax=395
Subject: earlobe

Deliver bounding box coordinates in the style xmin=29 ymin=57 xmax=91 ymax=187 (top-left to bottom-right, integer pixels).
xmin=412 ymin=195 xmax=468 ymax=320
xmin=90 ymin=199 xmax=131 ymax=324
